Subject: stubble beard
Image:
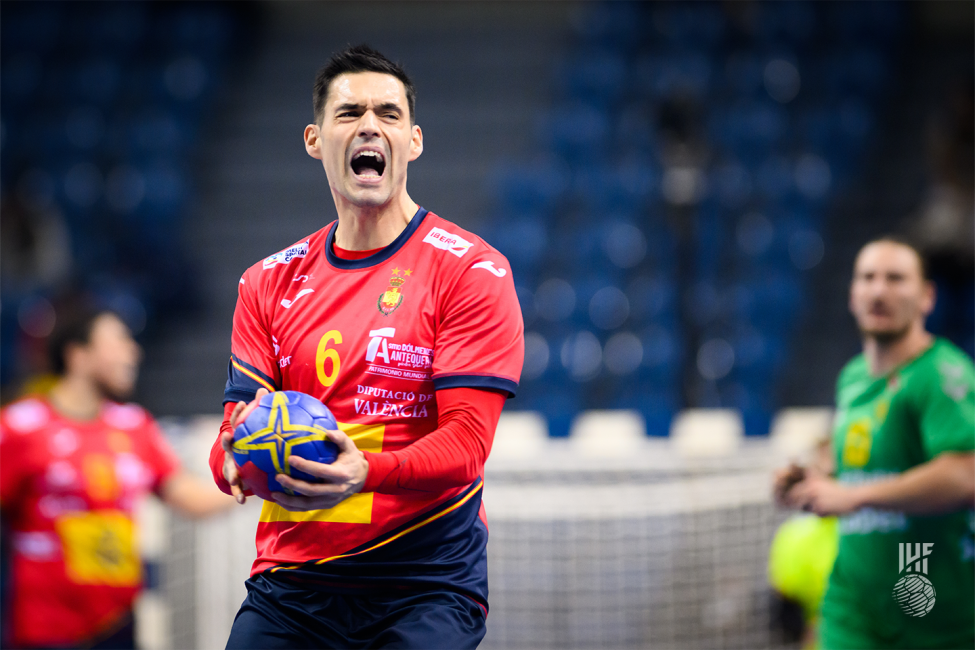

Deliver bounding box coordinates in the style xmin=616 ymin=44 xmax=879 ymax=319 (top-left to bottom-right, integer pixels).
xmin=94 ymin=374 xmax=134 ymax=403
xmin=860 ymin=322 xmax=912 ymax=346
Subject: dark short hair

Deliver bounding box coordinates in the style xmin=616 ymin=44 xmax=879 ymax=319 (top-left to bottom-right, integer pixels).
xmin=47 ymin=305 xmax=119 ymax=376
xmin=313 ymin=44 xmax=416 ymax=125
xmin=860 ymin=235 xmax=929 ymax=281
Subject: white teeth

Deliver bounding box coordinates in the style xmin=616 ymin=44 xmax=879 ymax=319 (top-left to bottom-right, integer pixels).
xmin=354 ymin=151 xmax=384 ymax=162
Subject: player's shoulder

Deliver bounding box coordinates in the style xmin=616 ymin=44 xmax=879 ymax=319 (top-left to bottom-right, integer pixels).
xmin=416 ymin=211 xmax=511 ymax=271
xmin=0 ymin=397 xmax=53 ymax=439
xmin=240 ymin=224 xmax=332 ymax=288
xmin=837 ymin=353 xmax=868 ymax=388
xmin=909 ymin=338 xmax=975 ymax=403
xmin=927 ymin=338 xmax=975 ymax=373
xmin=101 ymin=401 xmax=155 ymax=431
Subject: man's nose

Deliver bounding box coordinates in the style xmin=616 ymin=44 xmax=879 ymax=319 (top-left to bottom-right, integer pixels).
xmin=358 ymin=110 xmax=381 ymax=137
xmin=869 ymin=278 xmax=891 ymax=296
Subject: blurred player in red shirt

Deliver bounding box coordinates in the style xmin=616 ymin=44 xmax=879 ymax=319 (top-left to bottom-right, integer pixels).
xmin=1 ymin=306 xmax=233 ymax=649
xmin=209 ymin=45 xmax=524 ymax=649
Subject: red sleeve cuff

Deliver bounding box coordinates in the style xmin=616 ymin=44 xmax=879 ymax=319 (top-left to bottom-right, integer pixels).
xmin=362 ymin=451 xmax=401 ymax=492
xmin=211 ymin=401 xmax=254 ymax=497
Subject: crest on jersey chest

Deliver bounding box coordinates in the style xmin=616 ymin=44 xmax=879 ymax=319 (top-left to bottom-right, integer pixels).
xmin=378 ymin=267 xmax=411 ymax=316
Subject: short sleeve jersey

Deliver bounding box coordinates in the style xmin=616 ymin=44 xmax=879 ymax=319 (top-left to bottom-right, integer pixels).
xmin=823 ymin=339 xmax=975 ymax=649
xmin=224 ymin=208 xmax=523 ymax=604
xmin=0 ymin=397 xmax=180 ymax=648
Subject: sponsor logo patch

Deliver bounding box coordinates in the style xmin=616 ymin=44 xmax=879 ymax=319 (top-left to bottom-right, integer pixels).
xmin=263 ymin=241 xmax=309 ymax=269
xmin=423 ymin=227 xmax=473 ymax=258
xmin=102 ymin=404 xmax=145 ymax=430
xmin=5 ymin=399 xmax=49 ymax=433
xmin=364 ymin=328 xmax=433 ymax=382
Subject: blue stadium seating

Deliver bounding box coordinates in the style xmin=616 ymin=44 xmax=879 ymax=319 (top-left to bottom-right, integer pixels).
xmin=491 ymin=0 xmax=899 ymax=437
xmin=0 ymin=1 xmax=242 ymax=385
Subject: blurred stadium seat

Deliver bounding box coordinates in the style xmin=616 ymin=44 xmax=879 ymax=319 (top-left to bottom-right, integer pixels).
xmin=0 ymin=1 xmax=245 ymax=386
xmin=493 ymin=0 xmax=904 ymax=437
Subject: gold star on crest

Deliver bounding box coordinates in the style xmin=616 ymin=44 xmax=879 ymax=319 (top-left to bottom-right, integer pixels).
xmin=404 ymin=269 xmax=412 ymax=276
xmin=231 ymin=392 xmax=331 ymax=493
xmin=391 ymin=267 xmax=400 ymax=275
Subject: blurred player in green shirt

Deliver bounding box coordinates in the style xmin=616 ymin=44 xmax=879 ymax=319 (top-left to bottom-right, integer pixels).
xmin=775 ymin=237 xmax=975 ymax=649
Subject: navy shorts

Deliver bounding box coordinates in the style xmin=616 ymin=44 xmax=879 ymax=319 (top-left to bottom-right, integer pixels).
xmin=226 ymin=573 xmax=487 ymax=650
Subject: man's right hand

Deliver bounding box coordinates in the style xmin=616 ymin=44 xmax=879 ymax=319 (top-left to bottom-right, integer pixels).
xmin=222 ymin=387 xmax=270 ymax=504
xmin=773 ymin=463 xmax=807 ymax=507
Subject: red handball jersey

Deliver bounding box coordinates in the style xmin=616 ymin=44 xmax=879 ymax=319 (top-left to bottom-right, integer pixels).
xmin=219 ymin=207 xmax=523 ymax=606
xmin=0 ymin=397 xmax=180 ymax=647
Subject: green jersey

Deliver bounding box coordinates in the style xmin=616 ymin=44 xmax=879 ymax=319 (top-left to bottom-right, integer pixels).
xmin=822 ymin=338 xmax=975 ymax=649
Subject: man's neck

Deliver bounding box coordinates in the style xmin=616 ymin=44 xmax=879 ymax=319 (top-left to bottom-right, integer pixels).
xmin=332 ymin=192 xmax=418 ymax=252
xmin=863 ymin=323 xmax=934 ymax=377
xmin=48 ymin=375 xmax=103 ymax=422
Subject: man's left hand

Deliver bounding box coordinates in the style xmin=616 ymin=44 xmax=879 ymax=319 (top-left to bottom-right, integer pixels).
xmin=786 ymin=472 xmax=863 ymax=516
xmin=272 ymin=428 xmax=369 ymax=511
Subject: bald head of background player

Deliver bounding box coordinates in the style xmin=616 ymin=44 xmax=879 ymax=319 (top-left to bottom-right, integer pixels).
xmin=303 ymin=44 xmax=424 ymax=252
xmin=774 ymin=236 xmax=973 ymax=517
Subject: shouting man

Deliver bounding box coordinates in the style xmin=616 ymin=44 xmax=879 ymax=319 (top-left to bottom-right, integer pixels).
xmin=210 ymin=45 xmax=524 ymax=649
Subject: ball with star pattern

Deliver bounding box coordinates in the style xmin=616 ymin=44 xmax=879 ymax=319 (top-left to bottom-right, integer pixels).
xmin=232 ymin=391 xmax=340 ymax=501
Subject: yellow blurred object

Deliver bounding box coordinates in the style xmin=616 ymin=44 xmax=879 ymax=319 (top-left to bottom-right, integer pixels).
xmin=768 ymin=514 xmax=839 ymax=648
xmin=18 ymin=373 xmax=59 ymax=399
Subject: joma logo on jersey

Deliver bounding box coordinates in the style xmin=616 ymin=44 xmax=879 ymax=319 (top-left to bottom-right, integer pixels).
xmin=263 ymin=241 xmax=309 ymax=269
xmin=423 ymin=227 xmax=473 ymax=258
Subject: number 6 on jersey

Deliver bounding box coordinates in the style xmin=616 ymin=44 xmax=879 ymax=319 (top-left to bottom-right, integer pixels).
xmin=316 ymin=330 xmax=342 ymax=387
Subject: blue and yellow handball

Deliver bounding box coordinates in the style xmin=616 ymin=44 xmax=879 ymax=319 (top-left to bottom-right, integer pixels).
xmin=232 ymin=391 xmax=340 ymax=501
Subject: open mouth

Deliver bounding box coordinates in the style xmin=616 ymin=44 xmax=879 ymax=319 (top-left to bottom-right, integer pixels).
xmin=350 ymin=151 xmax=386 ymax=179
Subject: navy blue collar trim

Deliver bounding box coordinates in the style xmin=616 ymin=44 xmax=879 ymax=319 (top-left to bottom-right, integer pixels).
xmin=324 ymin=207 xmax=428 ymax=270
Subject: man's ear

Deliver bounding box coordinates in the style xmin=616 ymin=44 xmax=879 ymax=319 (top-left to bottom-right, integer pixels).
xmin=304 ymin=124 xmax=323 ymax=160
xmin=409 ymin=124 xmax=423 ymax=162
xmin=920 ymin=280 xmax=936 ymax=318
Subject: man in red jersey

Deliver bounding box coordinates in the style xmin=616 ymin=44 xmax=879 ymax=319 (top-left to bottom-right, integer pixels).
xmin=209 ymin=45 xmax=524 ymax=648
xmin=0 ymin=306 xmax=233 ymax=649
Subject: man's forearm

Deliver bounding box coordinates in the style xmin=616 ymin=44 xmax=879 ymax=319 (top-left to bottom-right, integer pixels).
xmin=161 ymin=472 xmax=236 ymax=518
xmin=854 ymin=453 xmax=975 ymax=515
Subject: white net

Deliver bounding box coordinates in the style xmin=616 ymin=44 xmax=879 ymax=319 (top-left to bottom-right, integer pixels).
xmin=480 ymin=452 xmax=788 ymax=649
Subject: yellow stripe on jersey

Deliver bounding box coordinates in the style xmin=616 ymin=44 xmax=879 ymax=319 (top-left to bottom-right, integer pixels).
xmin=259 ymin=422 xmax=384 ymax=524
xmin=231 ymin=359 xmax=276 ymax=394
xmin=269 ymin=480 xmax=484 ymax=573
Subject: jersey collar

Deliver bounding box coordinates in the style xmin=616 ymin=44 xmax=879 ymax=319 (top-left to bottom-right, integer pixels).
xmin=324 ymin=207 xmax=428 ymax=270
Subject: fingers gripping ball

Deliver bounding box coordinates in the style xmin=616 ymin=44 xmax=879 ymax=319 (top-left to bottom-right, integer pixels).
xmin=232 ymin=391 xmax=339 ymax=501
